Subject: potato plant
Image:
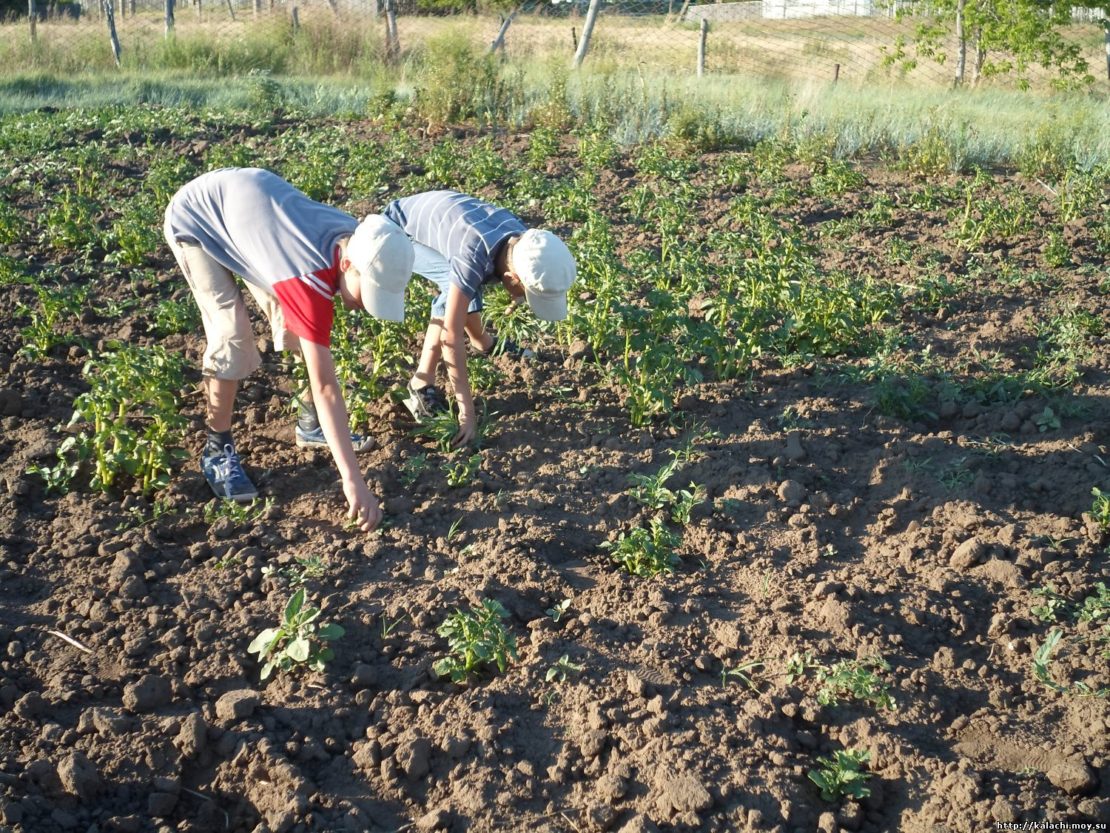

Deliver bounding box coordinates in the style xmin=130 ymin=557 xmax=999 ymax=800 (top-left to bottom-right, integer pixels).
xmin=247 ymin=588 xmax=344 ymax=681
xmin=433 ymin=599 xmax=518 ymax=683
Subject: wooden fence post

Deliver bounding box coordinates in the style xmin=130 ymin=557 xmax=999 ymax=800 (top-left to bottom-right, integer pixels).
xmin=291 ymin=2 xmax=299 ymax=35
xmin=489 ymin=9 xmax=516 ymax=56
xmin=572 ymin=0 xmax=601 ymax=68
xmin=28 ymin=0 xmax=36 ymax=42
xmin=105 ymin=0 xmax=122 ymax=66
xmin=697 ymin=18 xmax=707 ymax=77
xmin=165 ymin=0 xmax=175 ymax=37
xmin=384 ymin=0 xmax=400 ymax=64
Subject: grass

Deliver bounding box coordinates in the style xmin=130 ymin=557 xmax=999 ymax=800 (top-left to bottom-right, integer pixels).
xmin=0 ymin=36 xmax=1108 ymax=170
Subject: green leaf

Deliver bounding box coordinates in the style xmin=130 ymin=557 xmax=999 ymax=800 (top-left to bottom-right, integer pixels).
xmin=247 ymin=629 xmax=278 ymax=655
xmin=432 ymin=658 xmax=455 ymax=678
xmin=317 ymin=623 xmax=345 ymax=641
xmin=287 ymin=636 xmax=311 ymax=663
xmin=284 ymin=588 xmax=306 ymax=622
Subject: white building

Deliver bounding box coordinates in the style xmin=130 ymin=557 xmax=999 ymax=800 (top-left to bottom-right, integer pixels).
xmin=761 ymin=0 xmax=875 ymax=18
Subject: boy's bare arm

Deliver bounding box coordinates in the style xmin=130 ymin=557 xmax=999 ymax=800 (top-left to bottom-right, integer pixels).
xmin=441 ymin=285 xmax=478 ymax=446
xmin=301 ymin=341 xmax=382 ymax=533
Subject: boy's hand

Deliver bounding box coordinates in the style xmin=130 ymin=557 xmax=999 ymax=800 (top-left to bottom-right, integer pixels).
xmin=343 ymin=477 xmax=382 ymax=533
xmin=453 ymin=408 xmax=478 ymax=447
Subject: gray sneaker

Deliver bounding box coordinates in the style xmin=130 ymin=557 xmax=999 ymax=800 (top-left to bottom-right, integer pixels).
xmin=201 ymin=444 xmax=258 ymax=502
xmin=295 ymin=422 xmax=374 ymax=452
xmin=403 ymin=381 xmax=449 ymax=422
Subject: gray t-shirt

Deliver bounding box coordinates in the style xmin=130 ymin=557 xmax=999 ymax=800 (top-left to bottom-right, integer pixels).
xmin=166 ymin=167 xmax=357 ymax=345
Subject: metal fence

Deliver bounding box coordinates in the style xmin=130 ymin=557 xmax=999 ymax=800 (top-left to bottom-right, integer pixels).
xmin=6 ymin=0 xmax=1110 ymax=88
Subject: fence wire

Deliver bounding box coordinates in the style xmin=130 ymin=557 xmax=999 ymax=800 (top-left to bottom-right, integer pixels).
xmin=4 ymin=0 xmax=1109 ymax=89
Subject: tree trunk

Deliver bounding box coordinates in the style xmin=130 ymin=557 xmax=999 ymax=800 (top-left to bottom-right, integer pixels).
xmin=696 ymin=18 xmax=707 ymax=77
xmin=165 ymin=0 xmax=175 ymax=38
xmin=28 ymin=0 xmax=36 ymax=42
xmin=573 ymin=0 xmax=602 ymax=68
xmin=225 ymin=0 xmax=235 ymax=20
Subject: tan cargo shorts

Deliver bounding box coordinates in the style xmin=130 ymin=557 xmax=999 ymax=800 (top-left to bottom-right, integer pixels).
xmin=163 ymin=210 xmax=300 ymax=380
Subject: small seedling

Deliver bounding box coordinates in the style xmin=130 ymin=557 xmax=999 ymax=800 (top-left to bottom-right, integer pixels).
xmin=808 ymin=749 xmax=872 ymax=802
xmin=1031 ymin=628 xmax=1066 ymax=693
xmin=205 ymin=496 xmax=273 ymax=526
xmin=545 ymin=654 xmax=584 ymax=683
xmin=1091 ymin=488 xmax=1110 ymax=532
xmin=1034 ymin=406 xmax=1061 ymax=432
xmin=1031 ymin=584 xmax=1068 ymax=623
xmin=546 ymin=599 xmax=571 ymax=623
xmin=816 ymin=657 xmax=896 ymax=711
xmin=1076 ymin=582 xmax=1109 ymax=624
xmin=720 ymin=659 xmax=766 ymax=692
xmin=399 ymin=453 xmax=429 ymax=487
xmin=261 ymin=555 xmax=328 ymax=588
xmin=443 ymin=451 xmax=482 ymax=488
xmin=433 ymin=599 xmax=518 ymax=683
xmin=785 ymin=651 xmax=820 ymax=683
xmin=446 ymin=516 xmax=465 ymax=542
xmin=246 ymin=588 xmax=344 ymax=680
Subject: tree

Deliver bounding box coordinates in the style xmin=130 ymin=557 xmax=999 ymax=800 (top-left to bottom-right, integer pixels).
xmin=883 ymin=0 xmax=1109 ymax=89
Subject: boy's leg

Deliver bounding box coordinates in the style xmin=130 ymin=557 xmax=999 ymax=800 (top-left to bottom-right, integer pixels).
xmin=412 ymin=320 xmax=444 ymax=389
xmin=164 ymin=213 xmax=259 ymax=500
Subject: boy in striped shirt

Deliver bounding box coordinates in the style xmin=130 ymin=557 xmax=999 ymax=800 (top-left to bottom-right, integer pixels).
xmin=165 ymin=168 xmax=414 ymax=532
xmin=382 ymin=190 xmax=576 ymax=447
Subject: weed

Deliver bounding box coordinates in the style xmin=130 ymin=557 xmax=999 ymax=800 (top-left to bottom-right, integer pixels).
xmin=603 ymin=518 xmax=680 ymax=578
xmin=261 ymin=555 xmax=328 ymax=588
xmin=720 ymin=659 xmax=765 ymax=692
xmin=246 ymin=588 xmax=344 ymax=680
xmin=808 ymin=749 xmax=872 ymax=802
xmin=816 ymin=657 xmax=896 ymax=711
xmin=433 ymin=598 xmax=518 ymax=683
xmin=410 ymin=410 xmax=459 ymax=453
xmin=545 ymin=654 xmax=584 ymax=684
xmin=204 ymin=496 xmax=273 ymax=527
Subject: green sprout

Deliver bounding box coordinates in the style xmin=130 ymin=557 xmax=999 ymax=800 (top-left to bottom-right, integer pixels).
xmin=808 ymin=749 xmax=872 ymax=802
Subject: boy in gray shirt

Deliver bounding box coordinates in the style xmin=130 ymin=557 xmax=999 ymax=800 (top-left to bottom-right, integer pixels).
xmin=165 ymin=167 xmax=414 ymax=532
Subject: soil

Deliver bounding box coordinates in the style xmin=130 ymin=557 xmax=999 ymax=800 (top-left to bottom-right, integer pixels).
xmin=0 ymin=114 xmax=1107 ymax=833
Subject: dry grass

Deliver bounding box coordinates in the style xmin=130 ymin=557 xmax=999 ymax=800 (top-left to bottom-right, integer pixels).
xmin=0 ymin=8 xmax=1106 ymax=89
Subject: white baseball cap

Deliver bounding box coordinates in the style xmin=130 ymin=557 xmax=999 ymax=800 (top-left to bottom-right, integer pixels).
xmin=512 ymin=229 xmax=577 ymax=322
xmin=345 ymin=214 xmax=414 ymax=322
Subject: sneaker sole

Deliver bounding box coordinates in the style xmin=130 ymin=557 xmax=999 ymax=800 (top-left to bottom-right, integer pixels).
xmin=295 ymin=435 xmax=374 ymax=452
xmin=403 ymin=391 xmax=431 ymax=422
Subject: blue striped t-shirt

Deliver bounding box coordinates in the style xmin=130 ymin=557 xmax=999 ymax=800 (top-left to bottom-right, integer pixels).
xmin=382 ymin=191 xmax=525 ymax=301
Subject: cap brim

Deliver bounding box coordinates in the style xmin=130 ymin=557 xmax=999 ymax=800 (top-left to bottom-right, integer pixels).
xmin=362 ymin=289 xmax=406 ymax=323
xmin=524 ymin=287 xmax=568 ymax=322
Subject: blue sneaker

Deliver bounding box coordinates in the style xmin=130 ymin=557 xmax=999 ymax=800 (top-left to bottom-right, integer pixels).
xmin=295 ymin=423 xmax=374 ymax=452
xmin=201 ymin=444 xmax=258 ymax=502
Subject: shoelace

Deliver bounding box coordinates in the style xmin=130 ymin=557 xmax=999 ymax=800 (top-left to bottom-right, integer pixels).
xmin=213 ymin=444 xmax=246 ymax=498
